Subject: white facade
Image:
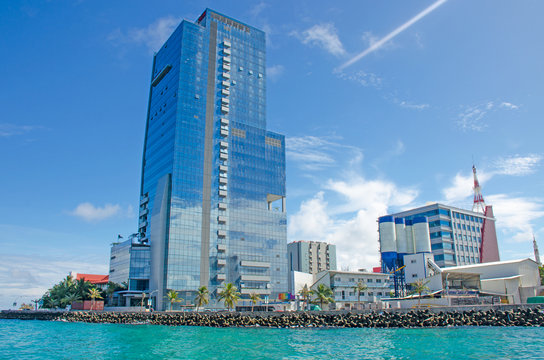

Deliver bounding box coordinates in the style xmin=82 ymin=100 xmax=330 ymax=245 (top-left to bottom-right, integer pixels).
xmin=312 ymin=270 xmax=390 ymax=310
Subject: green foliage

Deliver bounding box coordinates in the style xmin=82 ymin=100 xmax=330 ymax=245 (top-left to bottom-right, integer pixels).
xmin=195 ymin=286 xmax=209 ymax=310
xmin=410 ymin=279 xmax=431 ymax=306
xmin=217 ymin=283 xmax=240 ymax=311
xmin=249 ymin=292 xmax=261 ymax=312
xmin=298 ymin=285 xmax=313 ymax=311
xmin=312 ymin=284 xmax=334 ymax=310
xmin=539 ymin=266 xmax=544 ymax=285
xmin=40 ymin=275 xmax=98 ymax=309
xmin=352 ymin=281 xmax=368 ymax=309
xmin=166 ymin=290 xmax=182 ymax=311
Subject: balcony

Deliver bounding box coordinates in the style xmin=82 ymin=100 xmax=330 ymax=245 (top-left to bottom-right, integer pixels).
xmin=221 ymin=106 xmax=229 ymax=114
xmin=140 ymin=195 xmax=149 ymax=206
xmin=223 ymin=40 xmax=231 ymax=48
xmin=223 ymin=56 xmax=231 ymax=63
xmin=139 ymin=208 xmax=149 ymax=216
xmin=217 ymin=259 xmax=226 ymax=266
xmin=222 ymin=64 xmax=231 ymax=71
xmin=222 ymin=72 xmax=230 ymax=79
xmin=220 ymin=128 xmax=229 ymax=136
xmin=217 ymin=273 xmax=226 ymax=281
xmin=218 ymin=215 xmax=227 ymax=223
xmin=223 ymin=48 xmax=231 ymax=55
xmin=222 ymin=80 xmax=230 ymax=87
xmin=240 ymin=260 xmax=270 ymax=268
xmin=220 ymin=153 xmax=228 ymax=160
xmin=220 ymin=118 xmax=229 ymax=126
xmin=241 ymin=288 xmax=271 ymax=295
xmin=240 ymin=275 xmax=271 ymax=282
xmin=218 ymin=202 xmax=227 ymax=210
xmin=218 ymin=244 xmax=227 ymax=252
xmin=222 ymin=89 xmax=230 ymax=96
xmin=219 ymin=177 xmax=228 ymax=184
xmin=217 ymin=229 xmax=227 ymax=237
xmin=220 ymin=141 xmax=228 ymax=148
xmin=138 ymin=221 xmax=148 ymax=229
xmin=219 ymin=190 xmax=227 ymax=197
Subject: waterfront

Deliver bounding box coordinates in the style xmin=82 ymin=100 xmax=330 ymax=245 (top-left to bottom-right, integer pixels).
xmin=1 ymin=320 xmax=543 ymax=359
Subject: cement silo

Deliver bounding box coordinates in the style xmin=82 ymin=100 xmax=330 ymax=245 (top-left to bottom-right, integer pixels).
xmin=405 ymin=219 xmax=416 ymax=254
xmin=395 ymin=217 xmax=408 ymax=255
xmin=413 ymin=216 xmax=431 ymax=253
xmin=379 ymin=216 xmax=397 ymax=272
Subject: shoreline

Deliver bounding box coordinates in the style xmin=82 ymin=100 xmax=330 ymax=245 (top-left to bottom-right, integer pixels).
xmin=1 ymin=306 xmax=543 ymax=328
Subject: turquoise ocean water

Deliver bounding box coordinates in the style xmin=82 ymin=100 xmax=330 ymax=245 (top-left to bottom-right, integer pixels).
xmin=1 ymin=320 xmax=543 ymax=359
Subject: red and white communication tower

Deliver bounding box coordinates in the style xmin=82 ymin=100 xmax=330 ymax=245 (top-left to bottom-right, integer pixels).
xmin=472 ymin=165 xmax=486 ymax=213
xmin=472 ymin=164 xmax=501 ymax=263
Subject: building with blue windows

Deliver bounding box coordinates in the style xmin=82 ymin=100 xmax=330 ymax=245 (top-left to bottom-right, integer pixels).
xmin=137 ymin=9 xmax=287 ymax=310
xmin=381 ymin=203 xmax=498 ymax=268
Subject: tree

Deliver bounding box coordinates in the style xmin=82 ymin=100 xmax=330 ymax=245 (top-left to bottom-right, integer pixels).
xmin=539 ymin=265 xmax=544 ymax=285
xmin=62 ymin=293 xmax=82 ymax=308
xmin=312 ymin=284 xmax=334 ymax=310
xmin=217 ymin=283 xmax=240 ymax=311
xmin=75 ymin=278 xmax=93 ymax=301
xmin=249 ymin=292 xmax=261 ymax=312
xmin=88 ymin=288 xmax=103 ymax=311
xmin=298 ymin=285 xmax=313 ymax=311
xmin=194 ymin=286 xmax=209 ymax=311
xmin=352 ymin=281 xmax=368 ymax=310
xmin=410 ymin=279 xmax=430 ymax=306
xmin=166 ymin=290 xmax=182 ymax=311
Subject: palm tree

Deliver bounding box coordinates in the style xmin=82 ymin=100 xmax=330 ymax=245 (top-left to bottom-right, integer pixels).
xmin=249 ymin=292 xmax=261 ymax=312
xmin=75 ymin=278 xmax=93 ymax=301
xmin=62 ymin=292 xmax=81 ymax=308
xmin=194 ymin=286 xmax=209 ymax=311
xmin=312 ymin=284 xmax=334 ymax=310
xmin=298 ymin=285 xmax=313 ymax=311
xmin=217 ymin=283 xmax=240 ymax=311
xmin=105 ymin=282 xmax=121 ymax=306
xmin=410 ymin=279 xmax=430 ymax=306
xmin=166 ymin=290 xmax=182 ymax=311
xmin=352 ymin=281 xmax=368 ymax=310
xmin=88 ymin=288 xmax=103 ymax=311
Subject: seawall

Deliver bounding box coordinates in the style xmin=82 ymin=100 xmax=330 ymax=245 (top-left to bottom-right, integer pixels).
xmin=2 ymin=306 xmax=543 ymax=328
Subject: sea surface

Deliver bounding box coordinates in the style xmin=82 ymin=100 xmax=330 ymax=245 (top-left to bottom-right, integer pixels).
xmin=1 ymin=319 xmax=543 ymax=359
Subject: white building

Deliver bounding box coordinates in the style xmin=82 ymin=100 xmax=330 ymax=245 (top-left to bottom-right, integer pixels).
xmin=312 ymin=270 xmax=390 ymax=310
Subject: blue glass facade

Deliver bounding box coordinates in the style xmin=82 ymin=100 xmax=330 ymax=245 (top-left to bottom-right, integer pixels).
xmin=138 ymin=9 xmax=287 ymax=310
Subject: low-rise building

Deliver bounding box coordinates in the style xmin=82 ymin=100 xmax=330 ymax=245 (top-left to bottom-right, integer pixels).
xmin=312 ymin=270 xmax=390 ymax=310
xmin=70 ymin=272 xmax=109 ymax=290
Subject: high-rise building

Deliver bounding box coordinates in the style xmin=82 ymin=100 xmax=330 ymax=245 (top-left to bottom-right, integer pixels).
xmin=137 ymin=9 xmax=287 ymax=310
xmin=288 ymin=241 xmax=337 ymax=275
xmin=381 ymin=203 xmax=499 ymax=268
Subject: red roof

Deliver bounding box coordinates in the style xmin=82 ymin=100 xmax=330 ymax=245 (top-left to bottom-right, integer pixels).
xmin=75 ymin=273 xmax=109 ymax=285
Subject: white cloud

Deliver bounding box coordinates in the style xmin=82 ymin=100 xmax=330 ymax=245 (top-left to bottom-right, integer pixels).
xmin=286 ymin=135 xmax=363 ymax=171
xmin=399 ymin=101 xmax=429 ymax=110
xmin=71 ymin=202 xmax=127 ymax=222
xmin=336 ymin=70 xmax=382 ymax=88
xmin=108 ymin=16 xmax=181 ymax=53
xmin=493 ymin=154 xmax=541 ymax=176
xmin=249 ymin=1 xmax=269 ymax=17
xmin=0 ymin=123 xmax=43 ymax=137
xmin=0 ymin=253 xmax=107 ymax=310
xmin=457 ymin=100 xmax=520 ymax=132
xmin=288 ymin=139 xmax=419 ymax=270
xmin=292 ymin=23 xmax=346 ymax=57
xmin=500 ymin=102 xmax=519 ymax=110
xmin=267 ymin=64 xmax=284 ymax=81
xmin=338 ymin=0 xmax=448 ymax=70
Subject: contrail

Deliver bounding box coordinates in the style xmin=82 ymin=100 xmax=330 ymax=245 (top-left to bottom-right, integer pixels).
xmin=337 ymin=0 xmax=447 ymax=71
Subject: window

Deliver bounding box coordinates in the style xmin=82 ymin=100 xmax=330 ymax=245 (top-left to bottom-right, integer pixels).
xmin=376 ymin=279 xmax=382 ymax=283
xmin=412 ymin=274 xmax=418 ymax=278
xmin=367 ymin=279 xmax=373 ymax=283
xmin=411 ymin=259 xmax=416 ymax=263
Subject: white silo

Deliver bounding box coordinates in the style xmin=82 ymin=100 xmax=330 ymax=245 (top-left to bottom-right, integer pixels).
xmin=413 ymin=216 xmax=432 ymax=253
xmin=378 ymin=216 xmax=397 ymax=253
xmin=395 ymin=218 xmax=408 ymax=254
xmin=405 ymin=220 xmax=416 ymax=254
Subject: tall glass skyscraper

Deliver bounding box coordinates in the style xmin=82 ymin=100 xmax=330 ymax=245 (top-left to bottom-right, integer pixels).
xmin=138 ymin=9 xmax=287 ymax=310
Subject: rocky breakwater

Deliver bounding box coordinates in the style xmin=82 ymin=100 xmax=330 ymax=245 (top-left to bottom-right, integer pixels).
xmin=53 ymin=307 xmax=544 ymax=328
xmin=2 ymin=307 xmax=543 ymax=328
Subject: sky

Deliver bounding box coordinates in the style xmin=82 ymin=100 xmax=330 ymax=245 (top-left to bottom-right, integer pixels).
xmin=1 ymin=0 xmax=543 ymax=309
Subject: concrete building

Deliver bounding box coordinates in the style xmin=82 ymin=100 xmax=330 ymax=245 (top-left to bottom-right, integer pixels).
xmin=392 ymin=257 xmax=542 ymax=307
xmin=288 ymin=241 xmax=337 ymax=275
xmin=137 ymin=9 xmax=287 ymax=310
xmin=382 ymin=203 xmax=499 ymax=268
xmin=312 ymin=270 xmax=390 ymax=310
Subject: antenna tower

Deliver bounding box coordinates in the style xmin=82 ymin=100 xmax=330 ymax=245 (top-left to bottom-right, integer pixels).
xmin=472 ymin=165 xmax=486 ymax=213
xmin=534 ymin=234 xmax=541 ymax=266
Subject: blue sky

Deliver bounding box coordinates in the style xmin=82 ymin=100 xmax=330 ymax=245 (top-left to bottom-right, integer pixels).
xmin=1 ymin=0 xmax=543 ymax=308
